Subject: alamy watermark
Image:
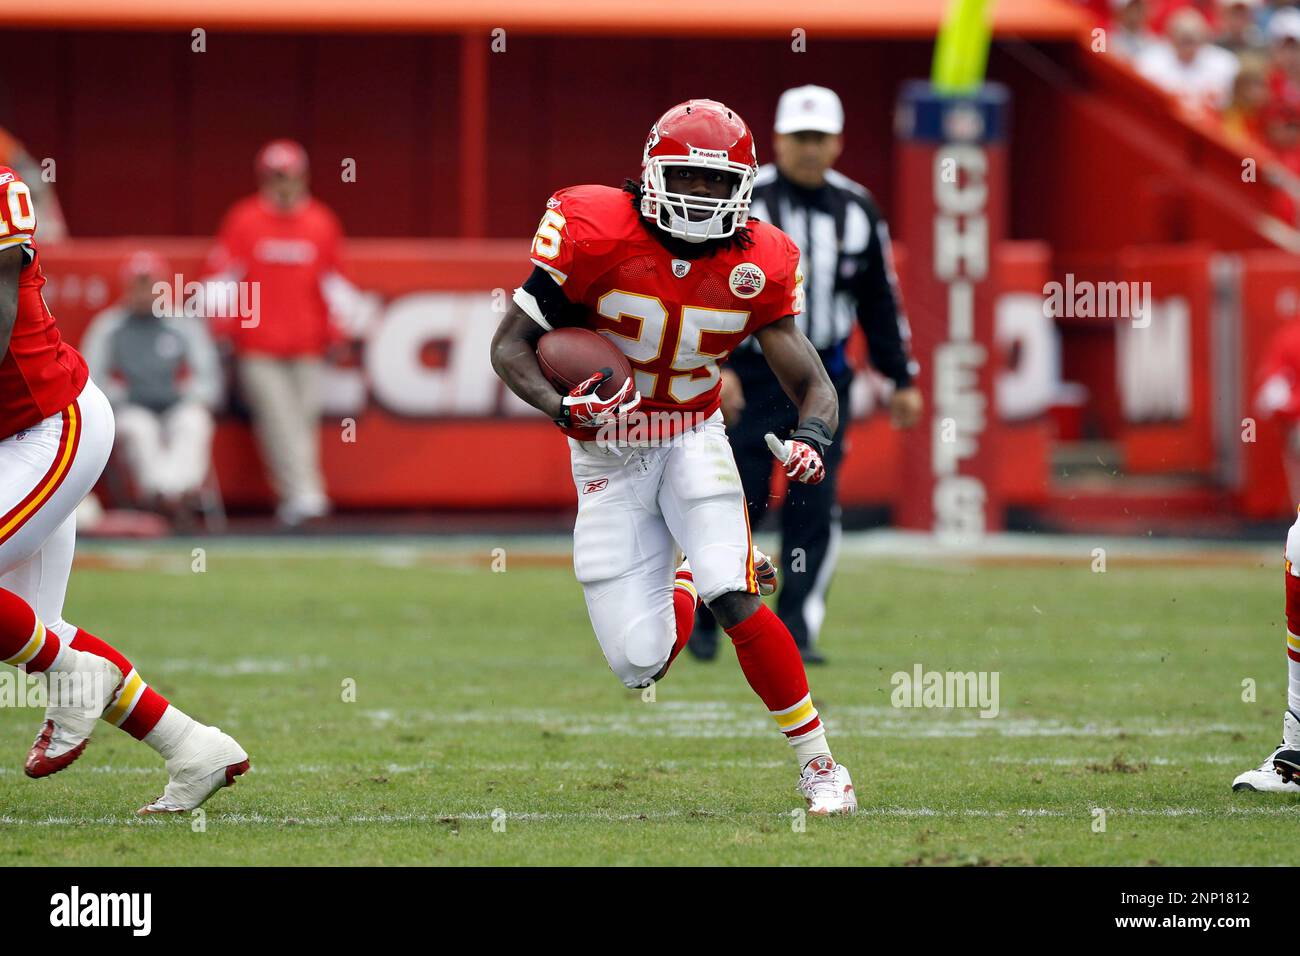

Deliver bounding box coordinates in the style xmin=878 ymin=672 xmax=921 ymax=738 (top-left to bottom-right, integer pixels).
xmin=153 ymin=274 xmax=260 ymax=327
xmin=0 ymin=670 xmax=109 ymax=717
xmin=1043 ymin=273 xmax=1151 ymax=327
xmin=890 ymin=664 xmax=1000 ymax=718
xmin=591 ymin=410 xmax=713 ymax=450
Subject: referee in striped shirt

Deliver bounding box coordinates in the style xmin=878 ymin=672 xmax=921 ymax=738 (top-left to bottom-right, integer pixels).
xmin=691 ymin=85 xmax=922 ymax=665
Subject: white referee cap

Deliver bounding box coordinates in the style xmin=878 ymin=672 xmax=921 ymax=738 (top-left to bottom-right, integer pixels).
xmin=774 ymin=85 xmax=844 ymax=135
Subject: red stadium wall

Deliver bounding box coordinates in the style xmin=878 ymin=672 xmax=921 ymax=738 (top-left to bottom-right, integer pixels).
xmin=40 ymin=239 xmax=1053 ymax=514
xmin=7 ymin=30 xmax=1278 ymax=252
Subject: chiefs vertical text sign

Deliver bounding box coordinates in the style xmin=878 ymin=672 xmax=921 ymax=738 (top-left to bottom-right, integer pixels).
xmin=894 ymin=81 xmax=1009 ymax=538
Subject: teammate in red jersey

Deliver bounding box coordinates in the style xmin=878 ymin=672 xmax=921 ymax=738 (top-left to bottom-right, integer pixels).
xmin=0 ymin=166 xmax=249 ymax=814
xmin=491 ymin=100 xmax=855 ymax=813
xmin=1231 ymin=513 xmax=1300 ymax=793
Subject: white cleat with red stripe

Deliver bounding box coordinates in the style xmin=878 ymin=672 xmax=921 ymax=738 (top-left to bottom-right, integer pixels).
xmin=24 ymin=649 xmax=122 ymax=779
xmin=137 ymin=723 xmax=250 ymax=816
xmin=797 ymin=756 xmax=858 ymax=815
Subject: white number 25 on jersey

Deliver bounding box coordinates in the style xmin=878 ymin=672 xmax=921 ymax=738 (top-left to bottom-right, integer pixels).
xmin=596 ymin=290 xmax=749 ymax=403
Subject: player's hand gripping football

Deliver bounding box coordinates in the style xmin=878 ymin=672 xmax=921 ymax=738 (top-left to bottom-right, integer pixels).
xmin=562 ymin=370 xmax=642 ymax=429
xmin=765 ymin=432 xmax=825 ymax=485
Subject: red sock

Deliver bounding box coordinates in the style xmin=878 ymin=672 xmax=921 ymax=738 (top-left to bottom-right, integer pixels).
xmin=725 ymin=604 xmax=822 ymax=739
xmin=0 ymin=588 xmax=61 ymax=673
xmin=665 ymin=570 xmax=699 ymax=672
xmin=67 ymin=629 xmax=170 ymax=740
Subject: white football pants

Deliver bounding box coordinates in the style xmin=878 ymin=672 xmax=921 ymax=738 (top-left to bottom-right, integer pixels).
xmin=0 ymin=378 xmax=114 ymax=634
xmin=569 ymin=412 xmax=757 ymax=688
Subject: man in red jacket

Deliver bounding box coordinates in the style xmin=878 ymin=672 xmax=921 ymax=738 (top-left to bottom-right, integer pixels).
xmin=1256 ymin=318 xmax=1300 ymax=503
xmin=208 ymin=140 xmax=358 ymax=525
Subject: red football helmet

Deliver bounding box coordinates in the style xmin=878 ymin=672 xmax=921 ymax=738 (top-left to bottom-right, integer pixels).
xmin=640 ymin=99 xmax=758 ymax=243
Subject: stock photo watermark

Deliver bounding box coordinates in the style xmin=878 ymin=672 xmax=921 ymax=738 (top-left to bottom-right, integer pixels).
xmin=0 ymin=670 xmax=111 ymax=716
xmin=890 ymin=664 xmax=1000 ymax=718
xmin=152 ymin=274 xmax=260 ymax=328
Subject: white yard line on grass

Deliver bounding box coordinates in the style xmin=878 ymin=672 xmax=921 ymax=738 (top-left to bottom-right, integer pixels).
xmin=0 ymin=754 xmax=1252 ymax=777
xmin=1 ymin=805 xmax=1296 ymax=827
xmin=358 ymin=705 xmax=1260 ymax=740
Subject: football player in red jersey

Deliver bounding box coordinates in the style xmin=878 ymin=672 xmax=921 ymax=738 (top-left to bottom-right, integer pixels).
xmin=0 ymin=166 xmax=249 ymax=814
xmin=491 ymin=100 xmax=856 ymax=813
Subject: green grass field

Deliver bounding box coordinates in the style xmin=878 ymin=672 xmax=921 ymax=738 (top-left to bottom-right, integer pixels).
xmin=0 ymin=537 xmax=1295 ymax=866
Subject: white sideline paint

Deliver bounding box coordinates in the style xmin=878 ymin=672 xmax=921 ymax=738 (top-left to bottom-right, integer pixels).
xmin=147 ymin=655 xmax=330 ymax=676
xmin=70 ymin=531 xmax=1277 ymax=567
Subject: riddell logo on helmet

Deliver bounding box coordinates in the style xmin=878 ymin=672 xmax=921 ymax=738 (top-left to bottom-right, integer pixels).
xmin=729 ymin=263 xmax=766 ymax=298
xmin=688 ymin=147 xmax=728 ymax=160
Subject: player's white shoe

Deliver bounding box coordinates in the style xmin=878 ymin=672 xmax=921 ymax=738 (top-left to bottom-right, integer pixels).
xmin=797 ymin=756 xmax=858 ymax=815
xmin=137 ymin=723 xmax=250 ymax=815
xmin=752 ymin=546 xmax=778 ymax=596
xmin=24 ymin=649 xmax=122 ymax=779
xmin=1231 ymin=711 xmax=1300 ymax=793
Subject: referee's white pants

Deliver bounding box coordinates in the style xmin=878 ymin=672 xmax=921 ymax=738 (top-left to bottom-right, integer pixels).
xmin=0 ymin=378 xmax=114 ymax=637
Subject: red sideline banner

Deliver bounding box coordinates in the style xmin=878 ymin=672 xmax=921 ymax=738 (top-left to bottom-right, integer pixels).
xmin=40 ymin=237 xmax=1049 ymax=513
xmin=1115 ymin=245 xmax=1215 ymax=476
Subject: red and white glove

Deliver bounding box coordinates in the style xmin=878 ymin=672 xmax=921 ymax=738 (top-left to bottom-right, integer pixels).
xmin=765 ymin=432 xmax=825 ymax=484
xmin=560 ymin=370 xmax=641 ymax=429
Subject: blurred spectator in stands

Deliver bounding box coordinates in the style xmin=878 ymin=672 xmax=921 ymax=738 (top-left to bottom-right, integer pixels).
xmin=1137 ymin=8 xmax=1241 ymax=111
xmin=1222 ymin=60 xmax=1273 ymax=138
xmin=1261 ymin=98 xmax=1300 ymax=222
xmin=1257 ymin=0 xmax=1299 ymax=34
xmin=1219 ymin=0 xmax=1268 ymax=55
xmin=81 ymin=251 xmax=222 ymax=516
xmin=206 ymin=139 xmax=368 ymax=526
xmin=1148 ymin=0 xmax=1222 ymax=35
xmin=1267 ymin=8 xmax=1300 ymax=104
xmin=1111 ymin=0 xmax=1161 ymax=60
xmin=0 ymin=89 xmax=67 ymax=242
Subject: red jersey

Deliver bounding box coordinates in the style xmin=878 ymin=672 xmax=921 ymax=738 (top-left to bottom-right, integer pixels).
xmin=207 ymin=194 xmax=344 ymax=358
xmin=529 ymin=185 xmax=802 ymax=427
xmin=1257 ymin=321 xmax=1300 ymax=423
xmin=0 ymin=167 xmax=87 ymax=440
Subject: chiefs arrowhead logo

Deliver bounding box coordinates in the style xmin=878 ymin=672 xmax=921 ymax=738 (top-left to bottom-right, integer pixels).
xmin=643 ymin=124 xmax=661 ymax=165
xmin=583 ymin=478 xmax=609 ymax=495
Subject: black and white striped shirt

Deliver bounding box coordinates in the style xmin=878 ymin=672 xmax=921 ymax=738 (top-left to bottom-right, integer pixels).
xmin=736 ymin=164 xmax=917 ymax=387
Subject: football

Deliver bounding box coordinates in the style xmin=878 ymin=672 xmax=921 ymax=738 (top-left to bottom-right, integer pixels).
xmin=536 ymin=327 xmax=634 ymax=400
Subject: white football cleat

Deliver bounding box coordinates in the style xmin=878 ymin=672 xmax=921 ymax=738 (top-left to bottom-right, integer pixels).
xmin=797 ymin=756 xmax=857 ymax=815
xmin=138 ymin=723 xmax=250 ymax=815
xmin=24 ymin=649 xmax=122 ymax=779
xmin=752 ymin=547 xmax=778 ymax=596
xmin=1232 ymin=711 xmax=1300 ymax=793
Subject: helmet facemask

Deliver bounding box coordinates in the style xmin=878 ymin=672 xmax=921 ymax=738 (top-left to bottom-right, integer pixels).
xmin=640 ymin=153 xmax=755 ymax=244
